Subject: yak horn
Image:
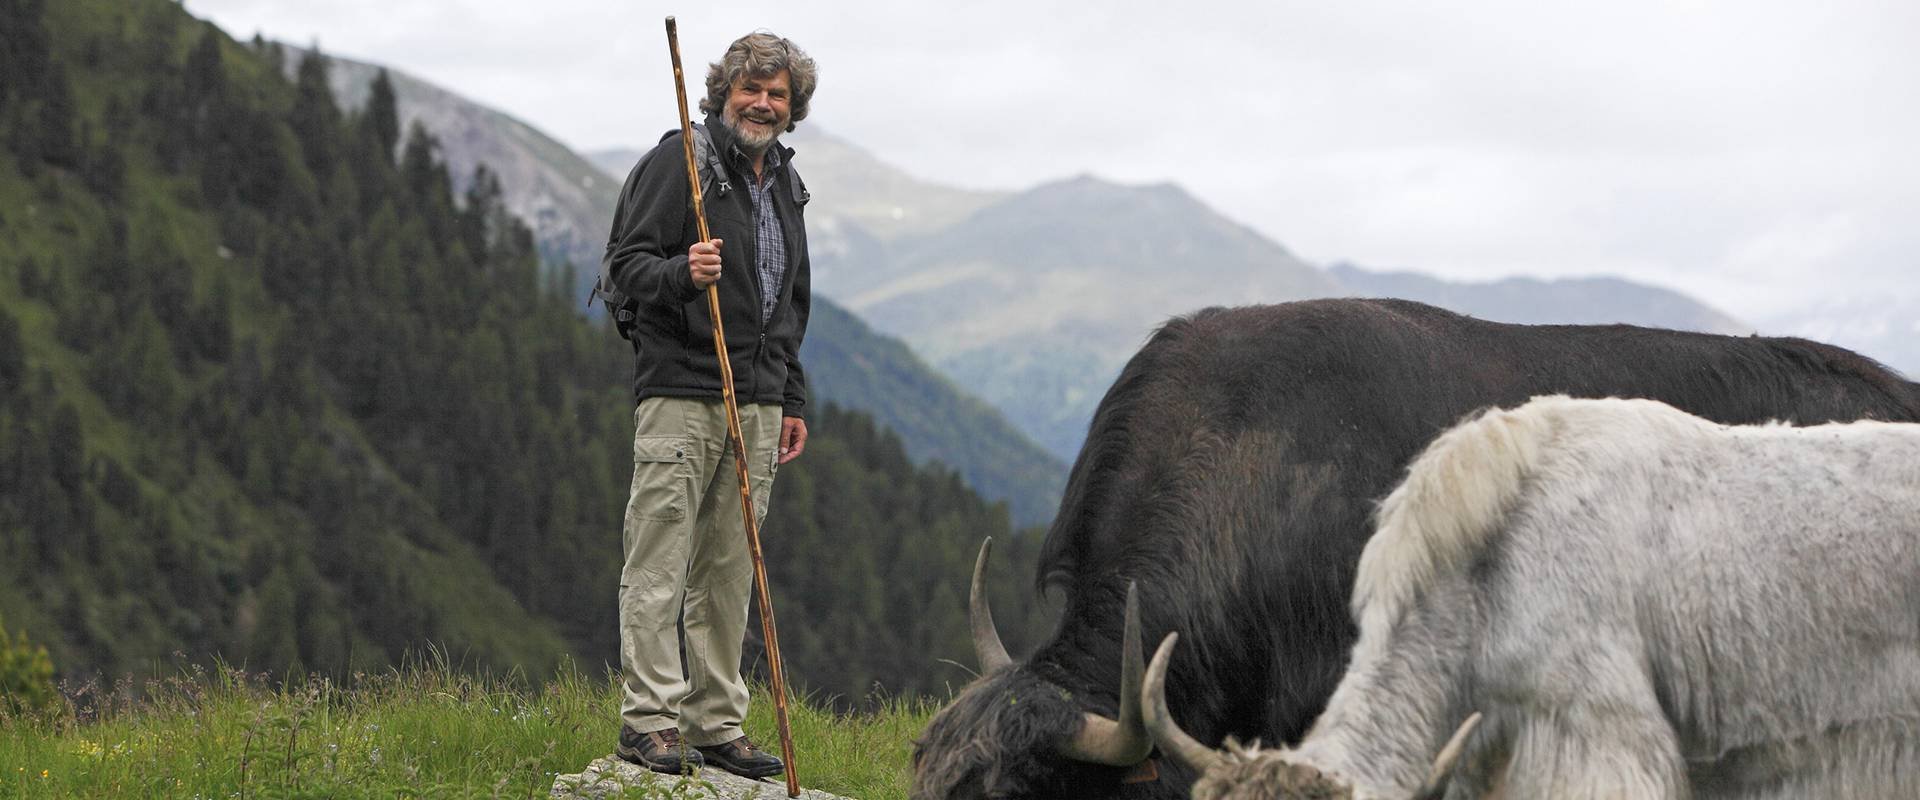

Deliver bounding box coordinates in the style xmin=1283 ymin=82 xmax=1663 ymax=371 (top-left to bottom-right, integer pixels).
xmin=1141 ymin=631 xmax=1224 ymax=773
xmin=1060 ymin=582 xmax=1153 ymax=766
xmin=970 ymin=537 xmax=1014 ymax=674
xmin=1412 ymin=712 xmax=1483 ymax=800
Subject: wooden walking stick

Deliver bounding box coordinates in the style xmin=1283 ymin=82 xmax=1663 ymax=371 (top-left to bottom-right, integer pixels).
xmin=665 ymin=17 xmax=801 ymax=798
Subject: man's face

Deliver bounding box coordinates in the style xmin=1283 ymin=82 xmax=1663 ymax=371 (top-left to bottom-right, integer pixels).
xmin=722 ymin=69 xmax=792 ymax=153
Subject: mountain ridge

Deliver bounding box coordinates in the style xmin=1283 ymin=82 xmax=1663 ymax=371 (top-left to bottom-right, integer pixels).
xmin=1326 ymin=262 xmax=1751 ymax=334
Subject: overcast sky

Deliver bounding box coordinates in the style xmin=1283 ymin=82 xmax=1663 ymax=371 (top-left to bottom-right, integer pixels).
xmin=183 ymin=0 xmax=1917 ymax=325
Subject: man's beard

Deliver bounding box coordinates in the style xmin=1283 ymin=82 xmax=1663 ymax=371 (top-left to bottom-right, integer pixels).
xmin=724 ymin=106 xmax=782 ymax=153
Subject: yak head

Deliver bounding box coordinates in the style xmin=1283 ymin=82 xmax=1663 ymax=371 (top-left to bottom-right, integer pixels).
xmin=911 ymin=540 xmax=1160 ymax=800
xmin=1141 ymin=634 xmax=1479 ymax=800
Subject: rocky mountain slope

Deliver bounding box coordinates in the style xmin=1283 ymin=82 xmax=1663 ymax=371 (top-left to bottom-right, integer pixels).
xmin=286 ymin=47 xmax=614 ymax=300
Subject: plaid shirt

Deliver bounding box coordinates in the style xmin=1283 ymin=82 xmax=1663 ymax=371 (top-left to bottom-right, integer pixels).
xmin=743 ymin=146 xmax=787 ymax=325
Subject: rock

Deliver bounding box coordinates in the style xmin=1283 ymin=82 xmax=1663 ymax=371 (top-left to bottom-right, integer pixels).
xmin=551 ymin=755 xmax=857 ymax=800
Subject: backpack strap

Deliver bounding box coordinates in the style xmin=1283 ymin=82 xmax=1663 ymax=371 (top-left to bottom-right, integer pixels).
xmin=689 ymin=123 xmax=730 ymax=199
xmin=691 ymin=123 xmax=803 ymax=206
xmin=787 ymin=161 xmax=809 ymax=207
xmin=587 ymin=126 xmax=733 ymax=338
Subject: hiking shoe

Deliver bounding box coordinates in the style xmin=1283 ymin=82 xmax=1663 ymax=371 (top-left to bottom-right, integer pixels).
xmin=697 ymin=736 xmax=784 ymax=779
xmin=617 ymin=725 xmax=704 ymax=775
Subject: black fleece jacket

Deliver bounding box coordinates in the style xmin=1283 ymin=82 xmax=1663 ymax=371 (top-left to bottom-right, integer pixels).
xmin=604 ymin=116 xmax=810 ymax=418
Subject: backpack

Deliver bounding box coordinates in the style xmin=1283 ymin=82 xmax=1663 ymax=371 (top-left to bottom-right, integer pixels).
xmin=591 ymin=124 xmax=731 ymax=340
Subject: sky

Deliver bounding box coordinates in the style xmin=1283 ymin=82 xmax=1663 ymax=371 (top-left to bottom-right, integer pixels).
xmin=182 ymin=0 xmax=1918 ymax=326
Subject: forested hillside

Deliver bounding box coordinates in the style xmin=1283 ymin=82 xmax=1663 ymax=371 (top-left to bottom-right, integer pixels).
xmin=0 ymin=0 xmax=1053 ymax=706
xmin=801 ymin=300 xmax=1065 ymax=526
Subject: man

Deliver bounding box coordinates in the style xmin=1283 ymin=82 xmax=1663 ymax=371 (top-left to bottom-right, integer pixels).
xmin=603 ymin=31 xmax=816 ymax=780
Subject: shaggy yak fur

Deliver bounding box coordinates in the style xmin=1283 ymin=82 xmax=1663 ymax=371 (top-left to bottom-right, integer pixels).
xmin=1171 ymin=397 xmax=1920 ymax=798
xmin=910 ymin=298 xmax=1920 ymax=800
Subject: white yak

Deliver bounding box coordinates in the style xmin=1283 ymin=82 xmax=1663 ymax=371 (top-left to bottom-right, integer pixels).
xmin=1144 ymin=396 xmax=1920 ymax=799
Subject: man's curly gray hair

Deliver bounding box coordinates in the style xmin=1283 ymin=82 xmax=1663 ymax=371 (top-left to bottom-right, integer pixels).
xmin=699 ymin=32 xmax=817 ymax=132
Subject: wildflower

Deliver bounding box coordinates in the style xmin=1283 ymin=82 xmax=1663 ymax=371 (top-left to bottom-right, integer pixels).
xmin=41 ymin=770 xmax=49 ymax=778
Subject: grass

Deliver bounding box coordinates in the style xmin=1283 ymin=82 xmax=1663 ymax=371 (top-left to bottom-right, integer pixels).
xmin=0 ymin=654 xmax=937 ymax=799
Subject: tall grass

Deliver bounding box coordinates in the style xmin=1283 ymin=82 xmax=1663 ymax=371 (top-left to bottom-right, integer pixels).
xmin=0 ymin=653 xmax=937 ymax=799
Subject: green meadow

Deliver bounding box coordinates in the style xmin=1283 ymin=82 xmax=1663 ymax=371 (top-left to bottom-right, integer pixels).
xmin=0 ymin=655 xmax=933 ymax=799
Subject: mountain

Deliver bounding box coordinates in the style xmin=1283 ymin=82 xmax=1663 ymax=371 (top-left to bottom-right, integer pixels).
xmin=1325 ymin=263 xmax=1751 ymax=334
xmin=800 ymin=302 xmax=1064 ymax=525
xmin=1318 ymin=264 xmax=1920 ymax=380
xmin=282 ymin=46 xmax=615 ymax=301
xmin=294 ymin=50 xmax=1065 ymax=525
xmin=820 ymin=175 xmax=1348 ymax=459
xmin=0 ymin=0 xmax=1058 ymax=705
xmin=593 ymin=124 xmax=1003 ymax=242
xmin=584 ymin=148 xmax=640 ymax=184
xmin=815 ymin=172 xmax=1769 ymax=462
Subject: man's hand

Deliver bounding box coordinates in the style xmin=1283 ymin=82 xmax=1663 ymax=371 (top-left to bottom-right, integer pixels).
xmin=689 ymin=238 xmax=723 ymax=288
xmin=778 ymin=416 xmax=807 ymax=465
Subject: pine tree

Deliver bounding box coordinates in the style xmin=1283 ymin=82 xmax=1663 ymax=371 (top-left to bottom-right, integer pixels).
xmin=33 ymin=62 xmax=78 ymax=169
xmin=82 ymin=131 xmax=126 ymax=202
xmin=400 ymin=120 xmax=445 ymax=204
xmin=189 ymin=269 xmax=234 ymax=362
xmin=0 ymin=308 xmax=22 ymax=393
xmin=183 ymin=24 xmax=224 ymax=106
xmin=288 ymin=46 xmax=340 ymax=178
xmin=46 ymin=401 xmax=83 ymax=494
xmin=0 ymin=0 xmax=50 ymax=107
xmin=365 ymin=68 xmax=399 ymax=160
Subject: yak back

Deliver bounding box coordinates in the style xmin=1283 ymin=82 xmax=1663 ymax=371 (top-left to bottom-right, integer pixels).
xmin=1027 ymin=298 xmax=1920 ymax=751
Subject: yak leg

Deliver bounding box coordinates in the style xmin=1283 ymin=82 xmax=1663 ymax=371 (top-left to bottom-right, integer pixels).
xmin=1494 ymin=648 xmax=1690 ymax=800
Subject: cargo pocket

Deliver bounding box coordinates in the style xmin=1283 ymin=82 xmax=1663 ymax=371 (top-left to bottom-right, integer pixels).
xmin=750 ymin=445 xmax=778 ymax=526
xmin=628 ymin=435 xmax=692 ymax=522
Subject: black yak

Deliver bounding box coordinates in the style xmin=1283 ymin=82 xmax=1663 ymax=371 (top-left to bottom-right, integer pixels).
xmin=911 ymin=298 xmax=1920 ymax=799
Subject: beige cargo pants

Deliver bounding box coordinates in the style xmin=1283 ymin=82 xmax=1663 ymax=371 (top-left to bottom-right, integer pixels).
xmin=619 ymin=396 xmax=780 ymax=745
